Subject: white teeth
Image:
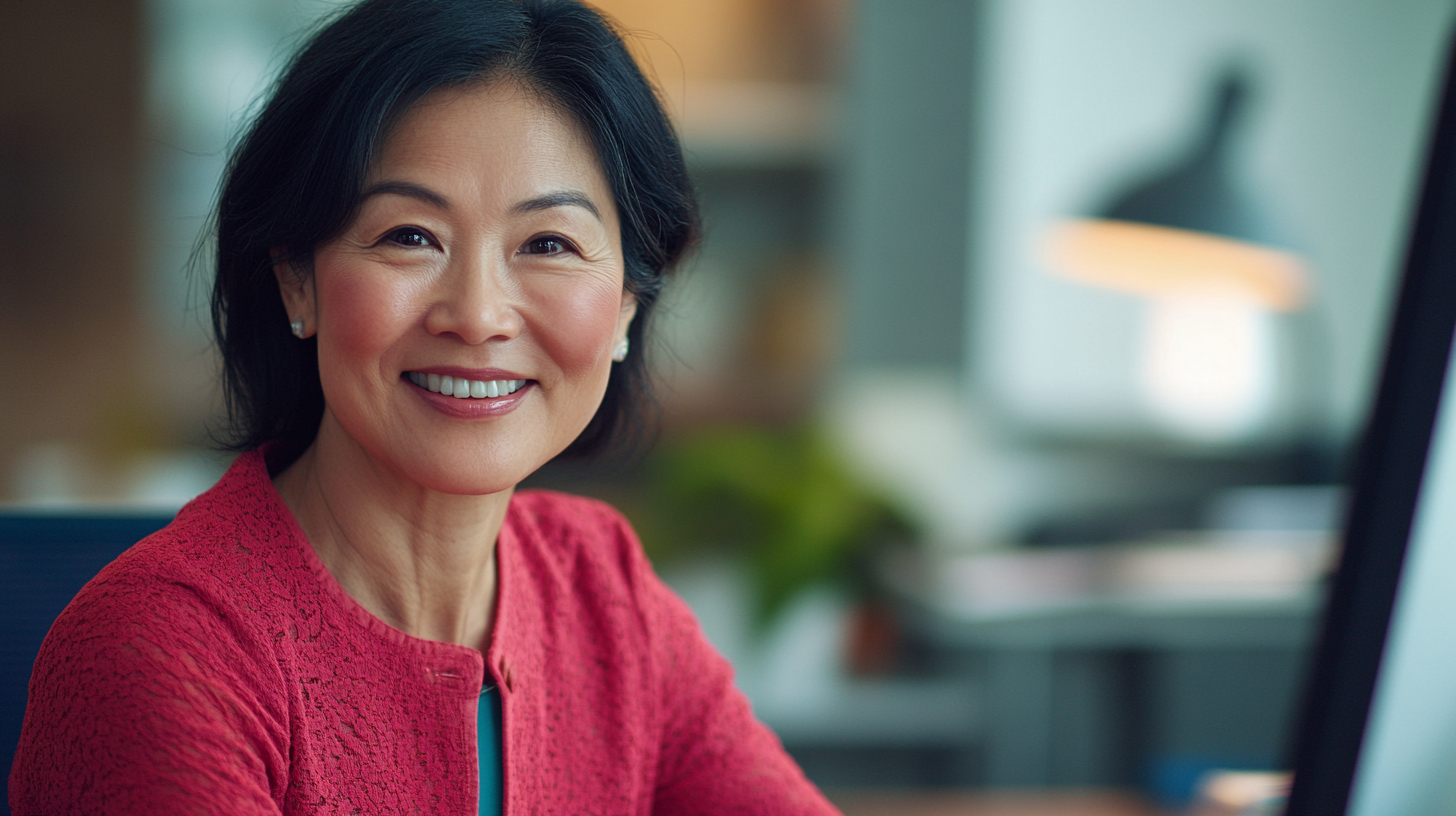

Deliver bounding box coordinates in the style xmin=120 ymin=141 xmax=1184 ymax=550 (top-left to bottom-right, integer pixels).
xmin=410 ymin=374 xmax=526 ymax=399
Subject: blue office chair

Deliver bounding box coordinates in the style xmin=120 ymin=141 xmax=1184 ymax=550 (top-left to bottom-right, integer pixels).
xmin=0 ymin=512 xmax=173 ymax=815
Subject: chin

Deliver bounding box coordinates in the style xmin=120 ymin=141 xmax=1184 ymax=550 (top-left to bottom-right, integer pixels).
xmin=382 ymin=438 xmax=551 ymax=497
xmin=397 ymin=455 xmax=531 ymax=497
xmin=421 ymin=472 xmax=519 ymax=497
xmin=327 ymin=404 xmax=584 ymax=497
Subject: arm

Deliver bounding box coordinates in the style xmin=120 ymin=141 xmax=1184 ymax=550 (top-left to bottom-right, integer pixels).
xmin=9 ymin=578 xmax=286 ymax=815
xmin=627 ymin=542 xmax=840 ymax=815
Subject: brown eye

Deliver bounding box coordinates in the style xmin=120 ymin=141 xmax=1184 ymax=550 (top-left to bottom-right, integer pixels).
xmin=385 ymin=227 xmax=434 ymax=248
xmin=523 ymin=235 xmax=574 ymax=256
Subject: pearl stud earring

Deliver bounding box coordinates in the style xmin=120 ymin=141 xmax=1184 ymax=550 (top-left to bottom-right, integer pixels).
xmin=290 ymin=320 xmax=304 ymax=338
xmin=612 ymin=337 xmax=629 ymax=362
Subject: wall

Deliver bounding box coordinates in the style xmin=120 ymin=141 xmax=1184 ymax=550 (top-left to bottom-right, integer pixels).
xmin=973 ymin=0 xmax=1456 ymax=445
xmin=0 ymin=0 xmax=150 ymax=499
xmin=832 ymin=0 xmax=1456 ymax=549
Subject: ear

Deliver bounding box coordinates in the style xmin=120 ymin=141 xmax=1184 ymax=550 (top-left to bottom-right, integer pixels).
xmin=272 ymin=249 xmax=317 ymax=338
xmin=615 ymin=289 xmax=638 ymax=344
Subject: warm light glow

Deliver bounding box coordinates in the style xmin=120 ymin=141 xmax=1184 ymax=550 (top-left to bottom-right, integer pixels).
xmin=1044 ymin=218 xmax=1309 ymax=311
xmin=1140 ymin=294 xmax=1275 ymax=441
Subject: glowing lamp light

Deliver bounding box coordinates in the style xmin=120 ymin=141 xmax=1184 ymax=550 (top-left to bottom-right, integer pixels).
xmin=1045 ymin=218 xmax=1309 ymax=441
xmin=1046 ymin=219 xmax=1307 ymax=311
xmin=1140 ymin=290 xmax=1277 ymax=441
xmin=1042 ymin=67 xmax=1311 ymax=442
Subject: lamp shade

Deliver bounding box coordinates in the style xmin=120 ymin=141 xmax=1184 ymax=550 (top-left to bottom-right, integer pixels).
xmin=1046 ymin=219 xmax=1307 ymax=310
xmin=1103 ymin=70 xmax=1275 ymax=243
xmin=1044 ymin=68 xmax=1309 ymax=310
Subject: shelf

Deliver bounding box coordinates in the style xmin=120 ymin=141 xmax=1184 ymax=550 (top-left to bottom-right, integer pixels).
xmin=670 ymin=81 xmax=838 ymax=169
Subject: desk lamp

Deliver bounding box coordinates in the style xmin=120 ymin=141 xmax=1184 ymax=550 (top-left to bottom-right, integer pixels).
xmin=1044 ymin=68 xmax=1309 ymax=442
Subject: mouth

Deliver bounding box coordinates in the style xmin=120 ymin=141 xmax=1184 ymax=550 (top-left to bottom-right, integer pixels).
xmin=405 ymin=372 xmax=529 ymax=399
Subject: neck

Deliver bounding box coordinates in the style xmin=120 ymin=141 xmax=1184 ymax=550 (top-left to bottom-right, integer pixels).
xmin=272 ymin=412 xmax=508 ymax=652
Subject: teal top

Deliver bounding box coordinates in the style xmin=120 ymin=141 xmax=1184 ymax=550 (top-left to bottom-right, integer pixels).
xmin=479 ymin=686 xmax=502 ymax=816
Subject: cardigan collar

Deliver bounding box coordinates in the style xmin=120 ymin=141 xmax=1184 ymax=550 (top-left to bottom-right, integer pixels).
xmin=202 ymin=447 xmax=549 ymax=698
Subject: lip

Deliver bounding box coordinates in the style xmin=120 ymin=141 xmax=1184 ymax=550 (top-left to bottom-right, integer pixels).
xmin=403 ymin=368 xmax=534 ymax=419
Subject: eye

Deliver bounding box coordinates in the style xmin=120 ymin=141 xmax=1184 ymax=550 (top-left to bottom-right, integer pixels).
xmin=522 ymin=235 xmax=576 ymax=256
xmin=383 ymin=226 xmax=435 ymax=248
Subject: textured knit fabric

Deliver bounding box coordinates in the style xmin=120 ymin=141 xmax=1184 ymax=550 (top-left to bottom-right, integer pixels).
xmin=9 ymin=449 xmax=839 ymax=815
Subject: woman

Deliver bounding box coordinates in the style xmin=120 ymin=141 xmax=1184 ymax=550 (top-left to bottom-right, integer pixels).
xmin=9 ymin=1 xmax=840 ymax=813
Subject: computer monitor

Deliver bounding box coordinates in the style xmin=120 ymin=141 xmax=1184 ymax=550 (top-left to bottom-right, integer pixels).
xmin=1284 ymin=25 xmax=1456 ymax=816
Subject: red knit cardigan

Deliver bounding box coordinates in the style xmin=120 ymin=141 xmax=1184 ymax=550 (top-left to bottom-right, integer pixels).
xmin=9 ymin=449 xmax=838 ymax=815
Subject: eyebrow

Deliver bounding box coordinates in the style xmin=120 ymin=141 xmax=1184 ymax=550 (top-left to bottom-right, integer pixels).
xmin=361 ymin=181 xmax=449 ymax=210
xmin=512 ymin=190 xmax=602 ymax=222
xmin=360 ymin=182 xmax=602 ymax=222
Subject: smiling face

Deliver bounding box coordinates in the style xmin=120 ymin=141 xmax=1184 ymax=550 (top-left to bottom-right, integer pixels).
xmin=275 ymin=80 xmax=634 ymax=495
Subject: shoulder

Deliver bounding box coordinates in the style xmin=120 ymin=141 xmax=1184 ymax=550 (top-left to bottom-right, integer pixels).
xmin=508 ymin=488 xmax=636 ymax=550
xmin=51 ymin=524 xmax=268 ymax=657
xmin=12 ymin=452 xmax=299 ymax=809
xmin=76 ymin=449 xmax=302 ymax=623
xmin=506 ymin=486 xmax=631 ymax=539
xmin=15 ymin=562 xmax=289 ymax=815
xmin=31 ymin=541 xmax=285 ymax=748
xmin=507 ymin=488 xmax=651 ymax=577
xmin=504 ymin=488 xmax=666 ymax=614
xmin=36 ymin=449 xmax=299 ymax=697
xmin=503 ymin=486 xmax=640 ymax=565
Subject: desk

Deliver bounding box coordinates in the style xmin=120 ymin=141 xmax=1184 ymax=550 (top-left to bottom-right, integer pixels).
xmin=831 ymin=789 xmax=1164 ymax=816
xmin=903 ymin=593 xmax=1320 ymax=789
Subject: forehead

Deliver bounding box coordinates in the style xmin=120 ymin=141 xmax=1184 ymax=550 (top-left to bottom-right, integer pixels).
xmin=372 ymin=79 xmax=612 ymax=204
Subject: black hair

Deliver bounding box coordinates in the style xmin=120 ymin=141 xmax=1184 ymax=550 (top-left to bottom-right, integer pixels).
xmin=211 ymin=0 xmax=698 ymax=463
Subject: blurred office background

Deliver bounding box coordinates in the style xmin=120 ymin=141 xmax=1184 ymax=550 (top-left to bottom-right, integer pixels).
xmin=5 ymin=0 xmax=1455 ymax=812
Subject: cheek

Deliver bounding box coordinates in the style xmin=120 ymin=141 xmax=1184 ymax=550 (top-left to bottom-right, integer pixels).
xmin=536 ymin=278 xmax=626 ymax=374
xmin=315 ymin=263 xmax=417 ymax=384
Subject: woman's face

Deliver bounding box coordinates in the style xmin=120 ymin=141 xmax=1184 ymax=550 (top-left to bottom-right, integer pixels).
xmin=276 ymin=80 xmax=634 ymax=495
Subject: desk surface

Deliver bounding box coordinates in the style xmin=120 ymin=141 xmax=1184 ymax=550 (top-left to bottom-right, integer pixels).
xmin=907 ymin=594 xmax=1320 ymax=650
xmin=829 ymin=790 xmax=1165 ymax=816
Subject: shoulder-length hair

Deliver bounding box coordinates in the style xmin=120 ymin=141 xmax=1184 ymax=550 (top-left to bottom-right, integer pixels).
xmin=211 ymin=0 xmax=698 ymax=464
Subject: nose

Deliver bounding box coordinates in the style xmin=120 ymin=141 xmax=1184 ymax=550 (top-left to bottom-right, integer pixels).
xmin=423 ymin=249 xmax=523 ymax=345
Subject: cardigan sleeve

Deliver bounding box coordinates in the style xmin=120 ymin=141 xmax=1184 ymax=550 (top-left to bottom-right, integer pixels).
xmin=9 ymin=573 xmax=287 ymax=816
xmin=621 ymin=528 xmax=840 ymax=815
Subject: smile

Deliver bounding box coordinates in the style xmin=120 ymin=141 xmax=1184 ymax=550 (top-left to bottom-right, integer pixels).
xmin=406 ymin=372 xmax=527 ymax=399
